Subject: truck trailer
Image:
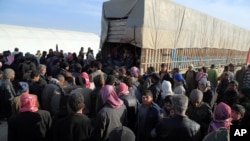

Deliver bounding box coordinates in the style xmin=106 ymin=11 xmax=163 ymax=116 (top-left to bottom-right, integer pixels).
xmin=100 ymin=0 xmax=250 ymax=74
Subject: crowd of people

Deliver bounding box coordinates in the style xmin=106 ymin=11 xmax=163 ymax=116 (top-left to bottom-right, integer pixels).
xmin=0 ymin=47 xmax=250 ymax=141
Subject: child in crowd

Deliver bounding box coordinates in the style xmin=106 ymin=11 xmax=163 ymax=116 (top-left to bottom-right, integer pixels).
xmin=231 ymin=104 xmax=245 ymax=125
xmin=161 ymin=95 xmax=174 ymax=118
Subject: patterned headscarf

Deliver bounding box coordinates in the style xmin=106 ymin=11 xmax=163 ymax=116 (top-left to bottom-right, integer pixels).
xmin=100 ymin=85 xmax=123 ymax=108
xmin=208 ymin=102 xmax=231 ymax=134
xmin=20 ymin=93 xmax=38 ymax=112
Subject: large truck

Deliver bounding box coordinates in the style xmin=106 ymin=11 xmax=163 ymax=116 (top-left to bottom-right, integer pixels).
xmin=100 ymin=0 xmax=250 ymax=74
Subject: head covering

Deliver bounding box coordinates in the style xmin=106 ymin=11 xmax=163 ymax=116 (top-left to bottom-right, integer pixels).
xmin=17 ymin=82 xmax=29 ymax=96
xmin=5 ymin=55 xmax=14 ymax=65
xmin=173 ymin=73 xmax=183 ymax=82
xmin=20 ymin=93 xmax=38 ymax=112
xmin=199 ymin=78 xmax=208 ymax=87
xmin=3 ymin=68 xmax=15 ymax=79
xmin=108 ymin=126 xmax=136 ymax=141
xmin=100 ymin=85 xmax=123 ymax=108
xmin=130 ymin=66 xmax=140 ymax=77
xmin=208 ymin=102 xmax=231 ymax=133
xmin=161 ymin=80 xmax=173 ymax=99
xmin=0 ymin=62 xmax=2 ymax=68
xmin=189 ymin=89 xmax=203 ymax=102
xmin=80 ymin=72 xmax=90 ymax=88
xmin=117 ymin=82 xmax=129 ymax=97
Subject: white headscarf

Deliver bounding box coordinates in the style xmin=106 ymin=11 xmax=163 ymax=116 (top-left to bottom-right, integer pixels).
xmin=161 ymin=80 xmax=173 ymax=99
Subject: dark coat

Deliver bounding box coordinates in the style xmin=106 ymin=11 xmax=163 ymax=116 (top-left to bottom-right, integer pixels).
xmin=52 ymin=113 xmax=94 ymax=141
xmin=186 ymin=102 xmax=213 ymax=139
xmin=8 ymin=110 xmax=52 ymax=141
xmin=95 ymin=104 xmax=127 ymax=141
xmin=155 ymin=114 xmax=201 ymax=141
xmin=0 ymin=79 xmax=16 ymax=118
xmin=120 ymin=94 xmax=139 ymax=133
xmin=137 ymin=102 xmax=161 ymax=141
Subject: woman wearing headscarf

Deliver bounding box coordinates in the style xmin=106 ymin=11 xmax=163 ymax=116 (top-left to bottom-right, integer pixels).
xmin=8 ymin=93 xmax=52 ymax=141
xmin=95 ymin=75 xmax=127 ymax=141
xmin=198 ymin=78 xmax=213 ymax=107
xmin=186 ymin=89 xmax=213 ymax=140
xmin=129 ymin=66 xmax=143 ymax=99
xmin=207 ymin=102 xmax=231 ymax=134
xmin=161 ymin=80 xmax=173 ymax=99
xmin=11 ymin=81 xmax=40 ymax=115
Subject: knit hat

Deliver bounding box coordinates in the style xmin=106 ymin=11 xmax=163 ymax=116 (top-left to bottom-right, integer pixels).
xmin=17 ymin=82 xmax=29 ymax=96
xmin=20 ymin=93 xmax=38 ymax=112
xmin=108 ymin=126 xmax=135 ymax=141
xmin=3 ymin=68 xmax=15 ymax=79
xmin=189 ymin=89 xmax=203 ymax=102
xmin=173 ymin=73 xmax=183 ymax=82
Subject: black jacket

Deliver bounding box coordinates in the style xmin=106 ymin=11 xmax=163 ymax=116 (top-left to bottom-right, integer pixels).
xmin=8 ymin=110 xmax=52 ymax=141
xmin=155 ymin=114 xmax=201 ymax=141
xmin=52 ymin=113 xmax=94 ymax=141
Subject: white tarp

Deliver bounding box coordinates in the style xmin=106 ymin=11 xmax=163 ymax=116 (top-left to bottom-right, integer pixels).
xmin=101 ymin=0 xmax=250 ymax=51
xmin=0 ymin=24 xmax=100 ymax=56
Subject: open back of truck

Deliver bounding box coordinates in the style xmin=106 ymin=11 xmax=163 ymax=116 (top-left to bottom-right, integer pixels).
xmin=100 ymin=0 xmax=250 ymax=74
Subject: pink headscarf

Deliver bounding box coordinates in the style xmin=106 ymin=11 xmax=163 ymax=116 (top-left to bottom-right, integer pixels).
xmin=100 ymin=85 xmax=123 ymax=108
xmin=20 ymin=93 xmax=38 ymax=112
xmin=5 ymin=55 xmax=14 ymax=65
xmin=130 ymin=66 xmax=139 ymax=77
xmin=208 ymin=102 xmax=231 ymax=134
xmin=117 ymin=82 xmax=129 ymax=97
xmin=81 ymin=72 xmax=90 ymax=88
